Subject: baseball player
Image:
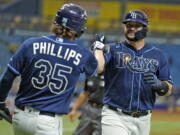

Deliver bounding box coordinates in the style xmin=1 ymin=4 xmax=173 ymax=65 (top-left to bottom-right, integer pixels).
xmin=68 ymin=73 xmax=104 ymax=135
xmin=92 ymin=10 xmax=173 ymax=135
xmin=0 ymin=3 xmax=102 ymax=135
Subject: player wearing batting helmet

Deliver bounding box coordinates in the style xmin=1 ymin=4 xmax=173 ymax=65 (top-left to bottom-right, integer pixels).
xmin=92 ymin=10 xmax=173 ymax=135
xmin=0 ymin=3 xmax=102 ymax=135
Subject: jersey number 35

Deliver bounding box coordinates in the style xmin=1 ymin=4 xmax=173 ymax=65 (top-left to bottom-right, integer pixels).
xmin=31 ymin=59 xmax=72 ymax=94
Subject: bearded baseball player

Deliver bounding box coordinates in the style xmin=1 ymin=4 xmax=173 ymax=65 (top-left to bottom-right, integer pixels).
xmin=93 ymin=10 xmax=173 ymax=135
xmin=0 ymin=3 xmax=103 ymax=135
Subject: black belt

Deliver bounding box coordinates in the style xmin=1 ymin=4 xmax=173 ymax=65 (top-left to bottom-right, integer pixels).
xmin=17 ymin=106 xmax=55 ymax=117
xmin=107 ymin=105 xmax=151 ymax=118
xmin=89 ymin=102 xmax=103 ymax=108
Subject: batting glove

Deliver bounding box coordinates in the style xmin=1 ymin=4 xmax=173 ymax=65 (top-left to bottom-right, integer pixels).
xmin=92 ymin=34 xmax=109 ymax=53
xmin=144 ymin=72 xmax=169 ymax=96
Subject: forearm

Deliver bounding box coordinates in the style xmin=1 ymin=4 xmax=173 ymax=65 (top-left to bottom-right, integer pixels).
xmin=72 ymin=91 xmax=89 ymax=111
xmin=163 ymin=81 xmax=173 ymax=96
xmin=94 ymin=50 xmax=105 ymax=74
xmin=0 ymin=68 xmax=16 ymax=102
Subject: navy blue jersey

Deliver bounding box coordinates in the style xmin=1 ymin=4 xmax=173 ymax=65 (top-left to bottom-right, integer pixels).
xmin=7 ymin=35 xmax=98 ymax=114
xmin=103 ymin=41 xmax=172 ymax=111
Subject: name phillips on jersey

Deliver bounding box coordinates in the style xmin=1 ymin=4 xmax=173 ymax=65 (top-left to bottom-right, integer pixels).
xmin=33 ymin=42 xmax=82 ymax=66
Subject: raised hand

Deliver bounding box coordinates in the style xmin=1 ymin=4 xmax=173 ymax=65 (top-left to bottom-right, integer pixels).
xmin=92 ymin=34 xmax=109 ymax=53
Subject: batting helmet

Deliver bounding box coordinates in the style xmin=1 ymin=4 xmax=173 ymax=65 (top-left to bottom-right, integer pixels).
xmin=54 ymin=3 xmax=87 ymax=37
xmin=122 ymin=10 xmax=148 ymax=26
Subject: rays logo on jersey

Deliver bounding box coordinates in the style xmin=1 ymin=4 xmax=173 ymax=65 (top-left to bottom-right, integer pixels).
xmin=116 ymin=52 xmax=159 ymax=73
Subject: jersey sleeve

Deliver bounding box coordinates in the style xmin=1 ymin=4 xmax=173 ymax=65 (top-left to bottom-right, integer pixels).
xmin=157 ymin=51 xmax=173 ymax=84
xmin=7 ymin=39 xmax=29 ymax=75
xmin=83 ymin=51 xmax=98 ymax=77
xmin=103 ymin=43 xmax=114 ymax=64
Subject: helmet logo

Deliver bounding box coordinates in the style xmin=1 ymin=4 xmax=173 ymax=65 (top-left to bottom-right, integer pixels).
xmin=81 ymin=11 xmax=87 ymax=19
xmin=130 ymin=12 xmax=137 ymax=19
xmin=62 ymin=17 xmax=68 ymax=26
xmin=55 ymin=3 xmax=87 ymax=37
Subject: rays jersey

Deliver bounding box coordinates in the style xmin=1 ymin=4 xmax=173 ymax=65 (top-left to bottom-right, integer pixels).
xmin=103 ymin=41 xmax=172 ymax=111
xmin=7 ymin=35 xmax=98 ymax=114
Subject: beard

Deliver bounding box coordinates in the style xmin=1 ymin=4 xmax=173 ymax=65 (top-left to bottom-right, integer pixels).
xmin=125 ymin=30 xmax=137 ymax=41
xmin=125 ymin=28 xmax=147 ymax=41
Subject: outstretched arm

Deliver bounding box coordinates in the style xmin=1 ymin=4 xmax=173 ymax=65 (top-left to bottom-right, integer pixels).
xmin=68 ymin=91 xmax=90 ymax=122
xmin=163 ymin=81 xmax=173 ymax=96
xmin=94 ymin=50 xmax=105 ymax=74
xmin=92 ymin=34 xmax=108 ymax=74
xmin=0 ymin=68 xmax=17 ymax=122
xmin=0 ymin=68 xmax=17 ymax=102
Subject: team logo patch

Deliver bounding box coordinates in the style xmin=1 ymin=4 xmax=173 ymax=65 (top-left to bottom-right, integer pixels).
xmin=56 ymin=37 xmax=63 ymax=43
xmin=124 ymin=56 xmax=131 ymax=64
xmin=116 ymin=52 xmax=159 ymax=73
xmin=62 ymin=17 xmax=68 ymax=26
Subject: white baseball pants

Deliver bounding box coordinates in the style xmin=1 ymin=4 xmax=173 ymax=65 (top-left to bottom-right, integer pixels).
xmin=12 ymin=106 xmax=63 ymax=135
xmin=101 ymin=105 xmax=151 ymax=135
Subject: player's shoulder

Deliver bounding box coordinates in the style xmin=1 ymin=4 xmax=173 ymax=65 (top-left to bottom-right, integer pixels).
xmin=108 ymin=41 xmax=122 ymax=50
xmin=43 ymin=35 xmax=78 ymax=46
xmin=75 ymin=42 xmax=95 ymax=56
xmin=145 ymin=42 xmax=168 ymax=59
xmin=22 ymin=36 xmax=44 ymax=46
xmin=146 ymin=42 xmax=166 ymax=54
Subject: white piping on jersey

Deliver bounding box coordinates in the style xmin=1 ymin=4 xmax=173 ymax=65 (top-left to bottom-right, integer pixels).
xmin=144 ymin=46 xmax=173 ymax=84
xmin=122 ymin=42 xmax=156 ymax=55
xmin=143 ymin=46 xmax=155 ymax=54
xmin=7 ymin=64 xmax=20 ymax=75
xmin=121 ymin=44 xmax=136 ymax=110
xmin=137 ymin=71 xmax=142 ymax=111
xmin=43 ymin=36 xmax=98 ymax=77
xmin=122 ymin=43 xmax=157 ymax=110
xmin=43 ymin=36 xmax=77 ymax=46
xmin=129 ymin=72 xmax=134 ymax=110
xmin=136 ymin=54 xmax=144 ymax=110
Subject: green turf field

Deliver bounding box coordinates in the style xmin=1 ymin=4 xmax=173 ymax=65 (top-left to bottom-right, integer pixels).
xmin=0 ymin=116 xmax=79 ymax=135
xmin=150 ymin=121 xmax=180 ymax=135
xmin=0 ymin=112 xmax=180 ymax=135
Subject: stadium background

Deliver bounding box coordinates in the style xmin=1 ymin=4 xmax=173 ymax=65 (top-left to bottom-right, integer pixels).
xmin=0 ymin=0 xmax=180 ymax=135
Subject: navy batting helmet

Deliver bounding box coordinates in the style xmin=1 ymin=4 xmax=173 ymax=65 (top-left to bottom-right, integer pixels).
xmin=122 ymin=10 xmax=148 ymax=26
xmin=54 ymin=3 xmax=87 ymax=37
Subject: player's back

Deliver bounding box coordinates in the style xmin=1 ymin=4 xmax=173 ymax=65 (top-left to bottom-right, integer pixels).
xmin=8 ymin=35 xmax=98 ymax=114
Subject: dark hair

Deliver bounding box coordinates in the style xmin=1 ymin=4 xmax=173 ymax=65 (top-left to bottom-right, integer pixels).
xmin=51 ymin=23 xmax=77 ymax=40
